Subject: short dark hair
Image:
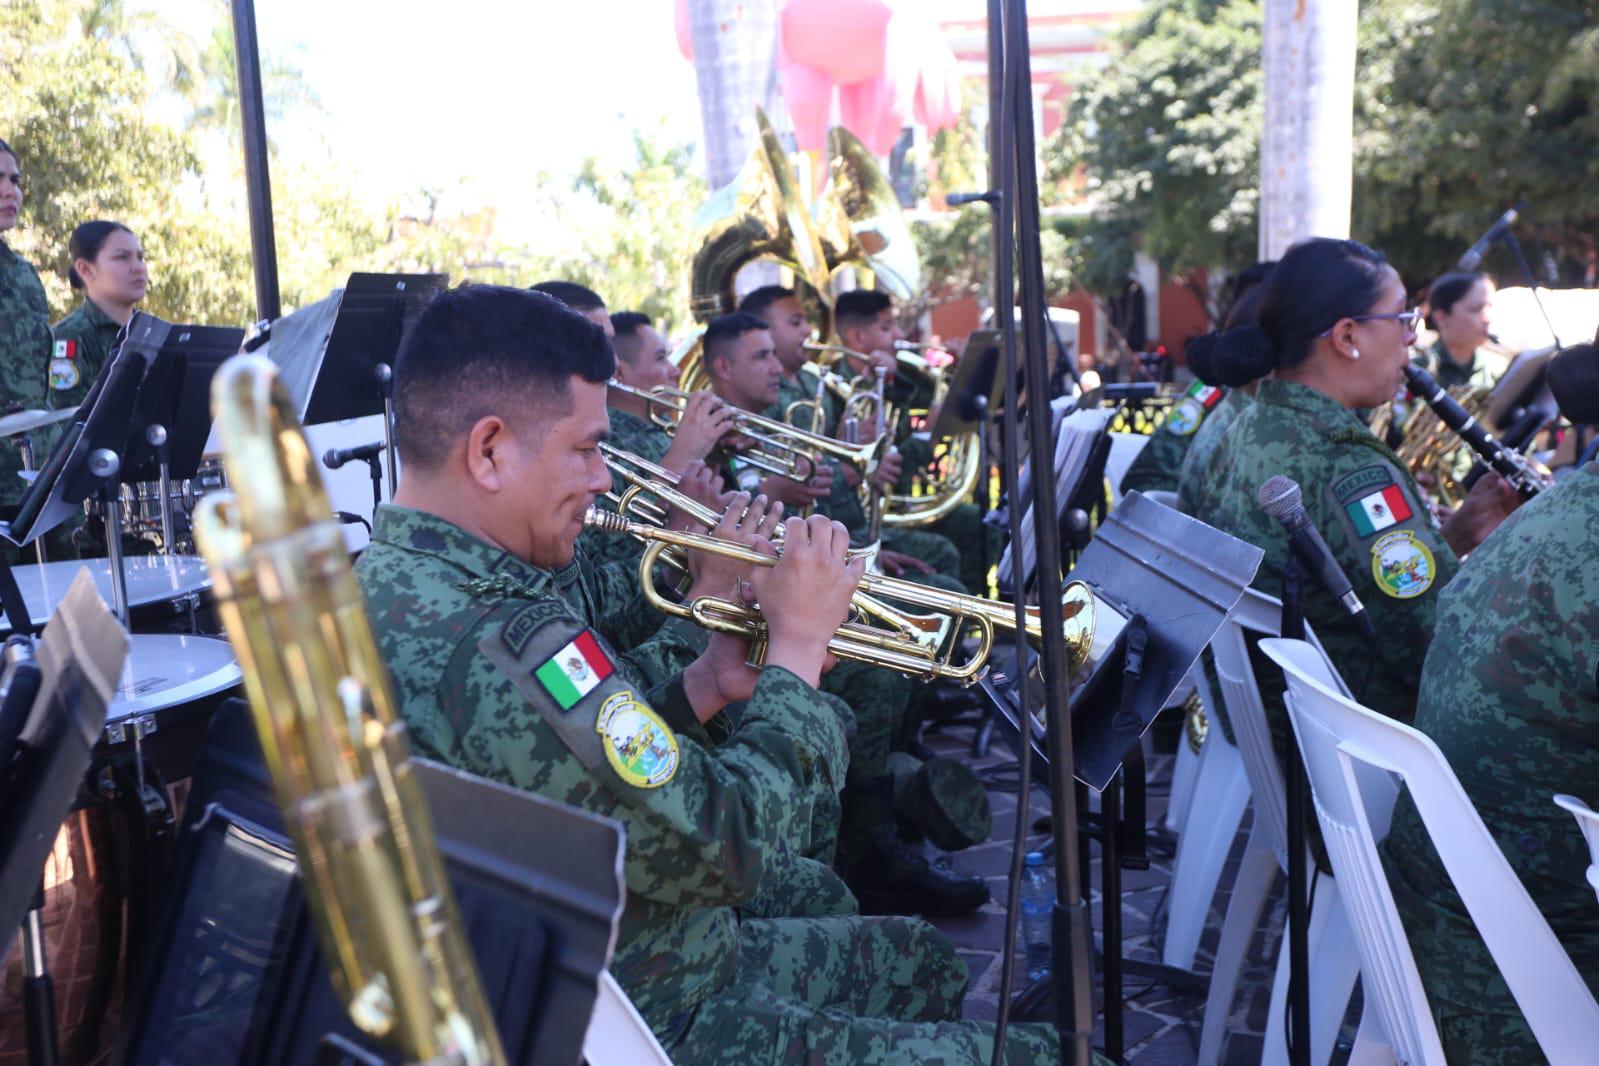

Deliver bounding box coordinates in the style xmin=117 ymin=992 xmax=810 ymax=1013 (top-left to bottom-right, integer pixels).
xmin=703 ymin=311 xmax=770 ymax=372
xmin=1424 ymin=271 xmax=1484 ymax=322
xmin=529 ymin=280 xmax=606 ymax=312
xmin=67 ymin=220 xmax=135 ymax=291
xmin=834 ymin=289 xmax=893 ymax=337
xmin=609 ymin=311 xmax=653 ymax=364
xmin=738 ymin=285 xmax=796 ymax=320
xmin=0 ymin=137 xmax=15 ymax=160
xmin=393 ymin=285 xmax=614 ymax=471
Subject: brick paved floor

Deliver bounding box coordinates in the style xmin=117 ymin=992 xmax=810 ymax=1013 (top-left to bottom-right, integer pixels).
xmin=919 ymin=715 xmax=1324 ymax=1065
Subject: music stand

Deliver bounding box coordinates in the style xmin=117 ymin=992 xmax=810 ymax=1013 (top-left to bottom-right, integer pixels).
xmin=929 ymin=329 xmax=1009 ymax=440
xmin=300 ymin=273 xmax=447 ymax=496
xmin=978 ymin=492 xmax=1262 ymax=1054
xmin=118 ymin=315 xmax=244 ymax=550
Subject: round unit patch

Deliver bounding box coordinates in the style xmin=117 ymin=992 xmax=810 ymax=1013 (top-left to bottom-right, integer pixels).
xmin=1370 ymin=530 xmax=1436 ymax=599
xmin=1164 ymin=397 xmax=1205 ymax=437
xmin=49 ymin=357 xmax=81 ymax=391
xmin=596 ymin=690 xmax=679 ymax=788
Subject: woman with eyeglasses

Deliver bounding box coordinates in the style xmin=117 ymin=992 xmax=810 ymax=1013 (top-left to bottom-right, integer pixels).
xmin=0 ymin=136 xmax=52 ymax=514
xmin=1185 ymin=237 xmax=1521 ymax=739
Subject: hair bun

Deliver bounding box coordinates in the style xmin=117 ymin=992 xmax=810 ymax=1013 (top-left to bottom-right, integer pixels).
xmin=1186 ymin=332 xmax=1223 ymax=384
xmin=1209 ymin=323 xmax=1278 ymax=388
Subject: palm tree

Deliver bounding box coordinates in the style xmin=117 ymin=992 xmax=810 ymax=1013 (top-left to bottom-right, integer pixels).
xmin=687 ymin=0 xmax=780 ymax=188
xmin=74 ymin=0 xmax=207 ymax=99
xmin=186 ymin=21 xmax=322 ymax=149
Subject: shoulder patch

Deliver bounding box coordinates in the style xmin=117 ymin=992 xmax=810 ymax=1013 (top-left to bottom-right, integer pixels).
xmin=1164 ymin=396 xmax=1207 ymax=436
xmin=498 ymin=600 xmax=569 ymax=657
xmin=1330 ymin=465 xmax=1394 ymax=504
xmin=596 ymin=691 xmax=679 ymax=788
xmin=1370 ymin=530 xmax=1436 ymax=599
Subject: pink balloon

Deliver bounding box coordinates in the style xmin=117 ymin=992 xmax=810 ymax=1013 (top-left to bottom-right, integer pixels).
xmin=675 ymin=0 xmax=693 ymax=63
xmin=780 ymin=0 xmax=891 ymax=86
xmin=781 ymin=53 xmax=835 ymax=153
xmin=838 ymin=73 xmax=906 ymax=156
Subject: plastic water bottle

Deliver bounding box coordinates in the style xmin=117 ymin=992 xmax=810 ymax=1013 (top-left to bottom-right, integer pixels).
xmin=1020 ymin=851 xmax=1053 ymax=981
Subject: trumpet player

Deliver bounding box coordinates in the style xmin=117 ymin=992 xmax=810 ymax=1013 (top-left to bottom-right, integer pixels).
xmin=701 ymin=310 xmax=991 ymax=917
xmin=354 ymin=285 xmax=1064 ymax=1066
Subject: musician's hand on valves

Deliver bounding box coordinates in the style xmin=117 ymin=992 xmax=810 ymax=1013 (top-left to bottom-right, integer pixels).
xmin=1441 ymin=471 xmax=1523 ymax=556
xmin=871 ymin=448 xmax=902 ymax=493
xmin=683 ymin=492 xmax=782 ymax=600
xmin=753 ymin=515 xmax=864 ymax=688
xmin=664 ymin=460 xmax=732 ymax=531
xmin=876 ymin=547 xmax=934 ymax=578
xmin=759 ymin=461 xmax=834 ymax=508
xmin=662 ymin=390 xmax=740 ymax=472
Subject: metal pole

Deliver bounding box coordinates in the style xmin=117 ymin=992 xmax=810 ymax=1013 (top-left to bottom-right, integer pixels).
xmin=986 ymin=0 xmax=1005 ymax=307
xmin=1003 ymin=0 xmax=1095 ymax=1059
xmin=231 ymin=0 xmax=281 ymax=322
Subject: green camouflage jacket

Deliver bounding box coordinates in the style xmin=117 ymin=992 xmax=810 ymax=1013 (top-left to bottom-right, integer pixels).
xmin=1380 ymin=461 xmax=1599 ymax=1059
xmin=49 ymin=297 xmax=120 ymax=411
xmin=1122 ymin=380 xmax=1228 ymax=496
xmin=0 ymin=240 xmax=52 ymax=508
xmin=1186 ymin=378 xmax=1458 ymax=720
xmin=1176 ymin=387 xmax=1251 ymax=515
xmin=354 ymin=505 xmax=850 ymax=1041
xmin=1412 ymin=339 xmax=1508 ymax=392
xmin=766 ymin=365 xmax=842 ymax=438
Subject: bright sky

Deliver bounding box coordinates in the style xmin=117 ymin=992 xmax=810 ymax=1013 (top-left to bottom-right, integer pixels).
xmin=156 ymin=0 xmax=994 ymax=238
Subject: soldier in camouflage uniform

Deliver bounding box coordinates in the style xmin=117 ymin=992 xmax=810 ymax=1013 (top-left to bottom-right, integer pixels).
xmin=1412 ymin=271 xmax=1509 ymax=391
xmin=1183 ymin=239 xmax=1518 ymax=792
xmin=0 ymin=138 xmax=52 ymax=518
xmin=1376 ymin=343 xmax=1599 ymax=1063
xmin=1121 ymin=377 xmax=1228 ymax=496
xmin=355 ymin=285 xmax=1065 ymax=1063
xmin=701 ymin=311 xmax=990 ymax=916
xmin=49 ymin=221 xmax=148 ymax=410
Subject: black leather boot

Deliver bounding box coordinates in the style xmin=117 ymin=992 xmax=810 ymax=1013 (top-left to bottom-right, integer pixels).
xmin=839 ymin=777 xmax=990 ymax=918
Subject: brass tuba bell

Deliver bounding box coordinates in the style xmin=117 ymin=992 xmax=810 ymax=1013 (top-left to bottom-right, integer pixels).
xmin=813 ymin=125 xmax=921 ymax=301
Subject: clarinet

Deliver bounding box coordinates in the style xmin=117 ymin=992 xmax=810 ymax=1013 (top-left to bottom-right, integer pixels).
xmin=1402 ymin=364 xmax=1550 ymax=499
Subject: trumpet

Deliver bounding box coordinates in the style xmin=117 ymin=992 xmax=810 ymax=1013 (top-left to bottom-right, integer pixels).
xmin=194 ymin=357 xmax=504 ymax=1063
xmin=584 ymin=476 xmax=1103 ymax=678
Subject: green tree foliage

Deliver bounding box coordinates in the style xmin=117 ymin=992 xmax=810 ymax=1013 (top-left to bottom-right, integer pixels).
xmin=1048 ymin=0 xmax=1263 ymax=288
xmin=1356 ymin=0 xmax=1599 ymax=284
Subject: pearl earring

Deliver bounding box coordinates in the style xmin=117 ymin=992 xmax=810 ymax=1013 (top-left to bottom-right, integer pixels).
xmin=1350 ymin=347 xmax=1361 ymax=360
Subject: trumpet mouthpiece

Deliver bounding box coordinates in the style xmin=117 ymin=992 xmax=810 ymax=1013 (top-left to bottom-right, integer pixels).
xmin=583 ymin=508 xmax=629 ymax=534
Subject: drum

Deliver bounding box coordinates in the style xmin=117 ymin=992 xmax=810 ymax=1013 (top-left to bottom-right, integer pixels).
xmin=0 ymin=556 xmax=214 ymax=635
xmin=0 ymin=635 xmax=240 ymax=1065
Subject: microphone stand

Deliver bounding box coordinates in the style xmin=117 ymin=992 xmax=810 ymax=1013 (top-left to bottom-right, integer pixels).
xmin=1500 ymin=228 xmax=1564 ymax=350
xmin=1280 ymin=556 xmax=1310 ymax=1066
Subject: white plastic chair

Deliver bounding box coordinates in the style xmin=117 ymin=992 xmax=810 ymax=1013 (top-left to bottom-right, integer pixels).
xmin=582 ymin=970 xmax=674 ymax=1064
xmin=1262 ymin=638 xmax=1599 ymax=1065
xmin=1554 ymin=794 xmax=1599 ymax=906
xmin=1196 ymin=591 xmax=1360 ymax=1066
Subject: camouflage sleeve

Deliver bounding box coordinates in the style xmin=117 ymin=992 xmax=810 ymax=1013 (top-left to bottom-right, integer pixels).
xmin=1314 ymin=454 xmax=1459 ymax=713
xmin=459 ymin=601 xmax=849 ymax=907
xmin=894 ymin=434 xmax=937 ymax=494
xmin=1120 ymin=426 xmax=1190 ymax=495
xmin=586 ymin=556 xmax=667 ymax=652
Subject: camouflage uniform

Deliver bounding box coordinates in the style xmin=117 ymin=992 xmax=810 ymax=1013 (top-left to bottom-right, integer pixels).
xmin=1122 ymin=379 xmax=1229 ymax=496
xmin=1412 ymin=339 xmax=1508 ymax=391
xmin=49 ymin=298 xmax=120 ymax=411
xmin=354 ymin=505 xmax=1060 ymax=1062
xmin=0 ymin=239 xmax=51 ymax=511
xmin=1185 ymin=378 xmax=1457 ymax=768
xmin=580 ymin=407 xmax=670 ymax=569
xmin=1379 ymin=462 xmax=1599 ymax=1063
xmin=1176 ymin=387 xmax=1250 ymax=517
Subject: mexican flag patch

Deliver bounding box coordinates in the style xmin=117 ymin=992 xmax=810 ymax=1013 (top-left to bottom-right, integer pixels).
xmin=1345 ymin=484 xmax=1411 ymax=537
xmin=53 ymin=339 xmax=76 ymax=360
xmin=534 ymin=630 xmax=613 ymax=710
xmin=1187 ymin=382 xmax=1222 ymax=409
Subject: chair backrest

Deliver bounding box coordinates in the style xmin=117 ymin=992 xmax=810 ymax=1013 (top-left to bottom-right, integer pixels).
xmin=1261 ymin=638 xmax=1599 ymax=1063
xmin=1209 ymin=588 xmax=1349 ymax=869
xmin=1554 ymin=794 xmax=1599 ymax=905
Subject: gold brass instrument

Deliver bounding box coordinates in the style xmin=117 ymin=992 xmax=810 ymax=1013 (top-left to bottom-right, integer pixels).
xmin=193 ymin=356 xmax=505 ymax=1065
xmin=1400 ymin=363 xmax=1552 ymax=500
xmin=1370 ymin=381 xmax=1496 ymax=508
xmin=588 ymin=459 xmax=1102 ymax=676
xmin=814 ymin=126 xmax=921 ymax=300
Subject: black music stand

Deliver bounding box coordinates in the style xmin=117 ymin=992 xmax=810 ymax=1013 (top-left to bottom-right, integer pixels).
xmin=120 ymin=698 xmax=625 ymax=1066
xmin=119 ymin=315 xmax=244 ymax=550
xmin=978 ymin=492 xmax=1262 ymax=1057
xmin=300 ymin=273 xmax=447 ymax=496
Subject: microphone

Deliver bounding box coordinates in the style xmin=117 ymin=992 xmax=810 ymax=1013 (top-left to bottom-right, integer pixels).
xmin=1457 ymin=207 xmax=1519 ymax=271
xmin=323 ymin=441 xmax=385 ymax=470
xmin=946 ymin=190 xmax=999 ymax=206
xmin=1257 ymin=475 xmax=1377 ymax=638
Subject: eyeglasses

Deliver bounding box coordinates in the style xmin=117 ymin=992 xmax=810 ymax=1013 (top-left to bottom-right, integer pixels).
xmin=1318 ymin=310 xmax=1423 ymax=337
